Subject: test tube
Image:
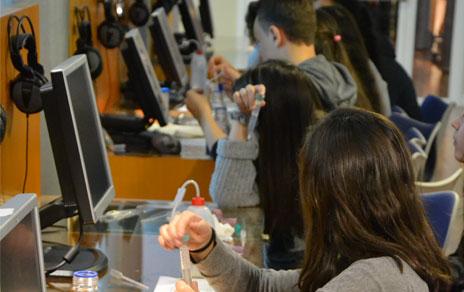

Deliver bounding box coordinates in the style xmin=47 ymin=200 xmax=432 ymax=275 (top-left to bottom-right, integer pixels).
xmin=247 ymin=94 xmax=265 ymax=140
xmin=180 ymin=236 xmax=192 ymax=286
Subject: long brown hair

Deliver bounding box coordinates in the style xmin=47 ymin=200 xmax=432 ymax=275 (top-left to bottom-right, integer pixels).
xmin=315 ymin=8 xmax=380 ymax=113
xmin=298 ymin=108 xmax=451 ymax=291
xmin=234 ymin=60 xmax=321 ymax=239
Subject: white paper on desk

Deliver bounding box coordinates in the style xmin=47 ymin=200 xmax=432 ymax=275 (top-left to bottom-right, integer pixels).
xmin=154 ymin=276 xmax=215 ymax=292
xmin=0 ymin=208 xmax=14 ymax=217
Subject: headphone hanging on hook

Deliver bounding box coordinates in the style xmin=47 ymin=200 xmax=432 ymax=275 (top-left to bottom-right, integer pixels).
xmin=8 ymin=15 xmax=48 ymax=114
xmin=74 ymin=6 xmax=103 ymax=80
xmin=97 ymin=0 xmax=125 ymax=49
xmin=129 ymin=0 xmax=150 ymax=27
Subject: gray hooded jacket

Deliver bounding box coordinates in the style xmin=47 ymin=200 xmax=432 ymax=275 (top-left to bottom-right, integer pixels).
xmin=299 ymin=54 xmax=357 ymax=111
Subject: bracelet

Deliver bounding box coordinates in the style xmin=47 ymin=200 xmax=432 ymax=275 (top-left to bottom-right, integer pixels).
xmin=230 ymin=110 xmax=249 ymax=126
xmin=189 ymin=229 xmax=216 ymax=253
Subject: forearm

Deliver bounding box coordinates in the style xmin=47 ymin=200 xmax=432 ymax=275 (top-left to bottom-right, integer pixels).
xmin=198 ymin=112 xmax=227 ymax=150
xmin=228 ymin=120 xmax=247 ymax=141
xmin=195 ymin=240 xmax=300 ymax=292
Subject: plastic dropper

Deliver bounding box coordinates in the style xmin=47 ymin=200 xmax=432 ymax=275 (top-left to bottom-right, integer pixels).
xmin=110 ymin=269 xmax=149 ymax=290
xmin=247 ymin=93 xmax=265 ymax=140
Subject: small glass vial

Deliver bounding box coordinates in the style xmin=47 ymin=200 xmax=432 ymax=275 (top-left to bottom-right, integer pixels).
xmin=72 ymin=270 xmax=99 ymax=291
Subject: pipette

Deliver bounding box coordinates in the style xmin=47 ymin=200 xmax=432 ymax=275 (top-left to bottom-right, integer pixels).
xmin=110 ymin=269 xmax=149 ymax=291
xmin=247 ymin=93 xmax=265 ymax=140
xmin=180 ymin=235 xmax=193 ymax=286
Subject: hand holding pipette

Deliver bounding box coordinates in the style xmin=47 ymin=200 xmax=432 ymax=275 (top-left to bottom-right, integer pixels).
xmin=158 ymin=211 xmax=214 ymax=257
xmin=232 ymin=84 xmax=266 ymax=140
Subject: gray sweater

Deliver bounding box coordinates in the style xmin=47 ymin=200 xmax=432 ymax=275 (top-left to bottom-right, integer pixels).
xmin=209 ymin=139 xmax=259 ymax=208
xmin=299 ymin=55 xmax=357 ymax=110
xmin=368 ymin=60 xmax=391 ymax=116
xmin=196 ymin=240 xmax=429 ymax=292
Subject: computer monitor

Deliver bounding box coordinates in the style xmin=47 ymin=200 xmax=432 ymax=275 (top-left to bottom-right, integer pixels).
xmin=0 ymin=194 xmax=46 ymax=291
xmin=153 ymin=0 xmax=178 ymax=14
xmin=121 ymin=28 xmax=170 ymax=126
xmin=41 ymin=54 xmax=115 ymax=226
xmin=150 ymin=7 xmax=189 ymax=89
xmin=199 ymin=0 xmax=214 ymax=38
xmin=178 ymin=0 xmax=205 ymax=49
xmin=40 ymin=55 xmax=114 ymax=276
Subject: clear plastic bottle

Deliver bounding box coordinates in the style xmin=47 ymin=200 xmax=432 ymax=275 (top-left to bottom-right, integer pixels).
xmin=211 ymin=84 xmax=230 ymax=133
xmin=72 ymin=270 xmax=98 ymax=291
xmin=190 ymin=50 xmax=207 ymax=93
xmin=187 ymin=196 xmax=215 ymax=227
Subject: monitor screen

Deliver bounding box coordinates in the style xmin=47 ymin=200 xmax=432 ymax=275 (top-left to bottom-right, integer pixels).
xmin=178 ymin=0 xmax=205 ymax=49
xmin=199 ymin=0 xmax=213 ymax=38
xmin=42 ymin=55 xmax=115 ymax=224
xmin=121 ymin=28 xmax=169 ymax=126
xmin=150 ymin=7 xmax=189 ymax=89
xmin=0 ymin=194 xmax=46 ymax=292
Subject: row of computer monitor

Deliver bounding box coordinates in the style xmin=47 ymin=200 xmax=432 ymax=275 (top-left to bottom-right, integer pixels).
xmin=0 ymin=3 xmax=209 ymax=286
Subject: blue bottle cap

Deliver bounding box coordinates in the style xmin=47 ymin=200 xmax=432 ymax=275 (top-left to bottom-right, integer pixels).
xmin=73 ymin=270 xmax=98 ymax=278
xmin=161 ymin=87 xmax=171 ymax=93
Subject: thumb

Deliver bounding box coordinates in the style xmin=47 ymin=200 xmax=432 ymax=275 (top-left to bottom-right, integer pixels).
xmin=175 ymin=280 xmax=196 ymax=292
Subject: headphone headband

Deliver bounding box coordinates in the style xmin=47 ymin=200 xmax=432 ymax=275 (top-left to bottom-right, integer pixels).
xmin=8 ymin=15 xmax=43 ymax=75
xmin=103 ymin=0 xmax=116 ymax=22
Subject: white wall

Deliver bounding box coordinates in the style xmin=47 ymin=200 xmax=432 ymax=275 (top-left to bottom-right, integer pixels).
xmin=210 ymin=0 xmax=251 ymax=37
xmin=449 ymin=0 xmax=464 ymax=105
xmin=38 ymin=0 xmax=69 ymax=195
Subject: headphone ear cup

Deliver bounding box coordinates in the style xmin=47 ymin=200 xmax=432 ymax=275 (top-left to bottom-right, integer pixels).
xmin=129 ymin=1 xmax=150 ymax=27
xmin=97 ymin=20 xmax=125 ymax=49
xmin=75 ymin=46 xmax=103 ymax=80
xmin=10 ymin=74 xmax=43 ymax=114
xmin=0 ymin=105 xmax=7 ymax=144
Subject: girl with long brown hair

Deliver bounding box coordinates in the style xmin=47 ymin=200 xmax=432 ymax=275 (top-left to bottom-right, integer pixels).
xmin=159 ymin=108 xmax=452 ymax=292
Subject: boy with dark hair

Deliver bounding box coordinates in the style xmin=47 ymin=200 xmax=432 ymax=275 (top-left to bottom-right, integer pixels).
xmin=207 ymin=0 xmax=357 ymax=111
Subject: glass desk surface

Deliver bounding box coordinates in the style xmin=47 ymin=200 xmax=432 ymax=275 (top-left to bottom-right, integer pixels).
xmin=43 ymin=199 xmax=263 ymax=291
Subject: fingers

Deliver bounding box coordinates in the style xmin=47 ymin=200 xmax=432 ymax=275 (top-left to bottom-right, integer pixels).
xmin=255 ymin=84 xmax=266 ymax=97
xmin=159 ymin=225 xmax=176 ymax=249
xmin=233 ymin=84 xmax=267 ymax=113
xmin=175 ymin=280 xmax=198 ymax=292
xmin=159 ymin=211 xmax=212 ymax=251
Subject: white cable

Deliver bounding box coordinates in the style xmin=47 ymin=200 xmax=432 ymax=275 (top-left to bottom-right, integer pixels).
xmin=170 ymin=180 xmax=200 ymax=220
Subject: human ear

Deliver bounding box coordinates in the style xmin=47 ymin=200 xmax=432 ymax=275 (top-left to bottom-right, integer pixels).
xmin=269 ymin=25 xmax=284 ymax=47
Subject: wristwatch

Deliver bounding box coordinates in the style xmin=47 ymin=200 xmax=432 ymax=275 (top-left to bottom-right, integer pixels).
xmin=230 ymin=110 xmax=249 ymax=126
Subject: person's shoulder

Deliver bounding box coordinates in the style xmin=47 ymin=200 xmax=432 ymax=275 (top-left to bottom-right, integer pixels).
xmin=317 ymin=257 xmax=429 ymax=292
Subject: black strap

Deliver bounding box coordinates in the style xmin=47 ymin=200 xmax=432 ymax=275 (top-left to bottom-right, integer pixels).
xmin=189 ymin=228 xmax=216 ymax=253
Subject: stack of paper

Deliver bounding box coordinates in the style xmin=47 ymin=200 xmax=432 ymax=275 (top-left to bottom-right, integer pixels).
xmin=154 ymin=276 xmax=215 ymax=292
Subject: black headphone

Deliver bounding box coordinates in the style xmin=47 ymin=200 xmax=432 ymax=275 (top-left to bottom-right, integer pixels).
xmin=74 ymin=7 xmax=103 ymax=80
xmin=8 ymin=15 xmax=48 ymax=115
xmin=129 ymin=0 xmax=150 ymax=27
xmin=0 ymin=105 xmax=7 ymax=144
xmin=97 ymin=0 xmax=125 ymax=49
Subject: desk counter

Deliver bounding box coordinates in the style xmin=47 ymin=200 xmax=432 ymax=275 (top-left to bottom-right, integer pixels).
xmin=44 ymin=199 xmax=263 ymax=291
xmin=108 ymin=154 xmax=215 ymax=201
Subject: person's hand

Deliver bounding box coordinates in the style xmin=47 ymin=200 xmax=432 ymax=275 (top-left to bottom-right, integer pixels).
xmin=158 ymin=211 xmax=213 ymax=251
xmin=185 ymin=89 xmax=211 ymax=121
xmin=232 ymin=84 xmax=266 ymax=115
xmin=208 ymin=55 xmax=241 ymax=95
xmin=175 ymin=280 xmax=199 ymax=292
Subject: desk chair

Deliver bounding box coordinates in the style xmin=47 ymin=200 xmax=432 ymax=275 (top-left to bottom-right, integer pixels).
xmin=416 ymin=168 xmax=464 ymax=195
xmin=421 ymin=95 xmax=451 ymax=124
xmin=391 ymin=105 xmax=408 ymax=116
xmin=406 ymin=127 xmax=427 ymax=148
xmin=420 ymin=191 xmax=463 ymax=256
xmin=409 ymin=140 xmax=427 ymax=180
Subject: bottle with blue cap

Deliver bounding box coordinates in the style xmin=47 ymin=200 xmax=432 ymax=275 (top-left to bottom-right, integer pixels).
xmin=72 ymin=270 xmax=99 ymax=291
